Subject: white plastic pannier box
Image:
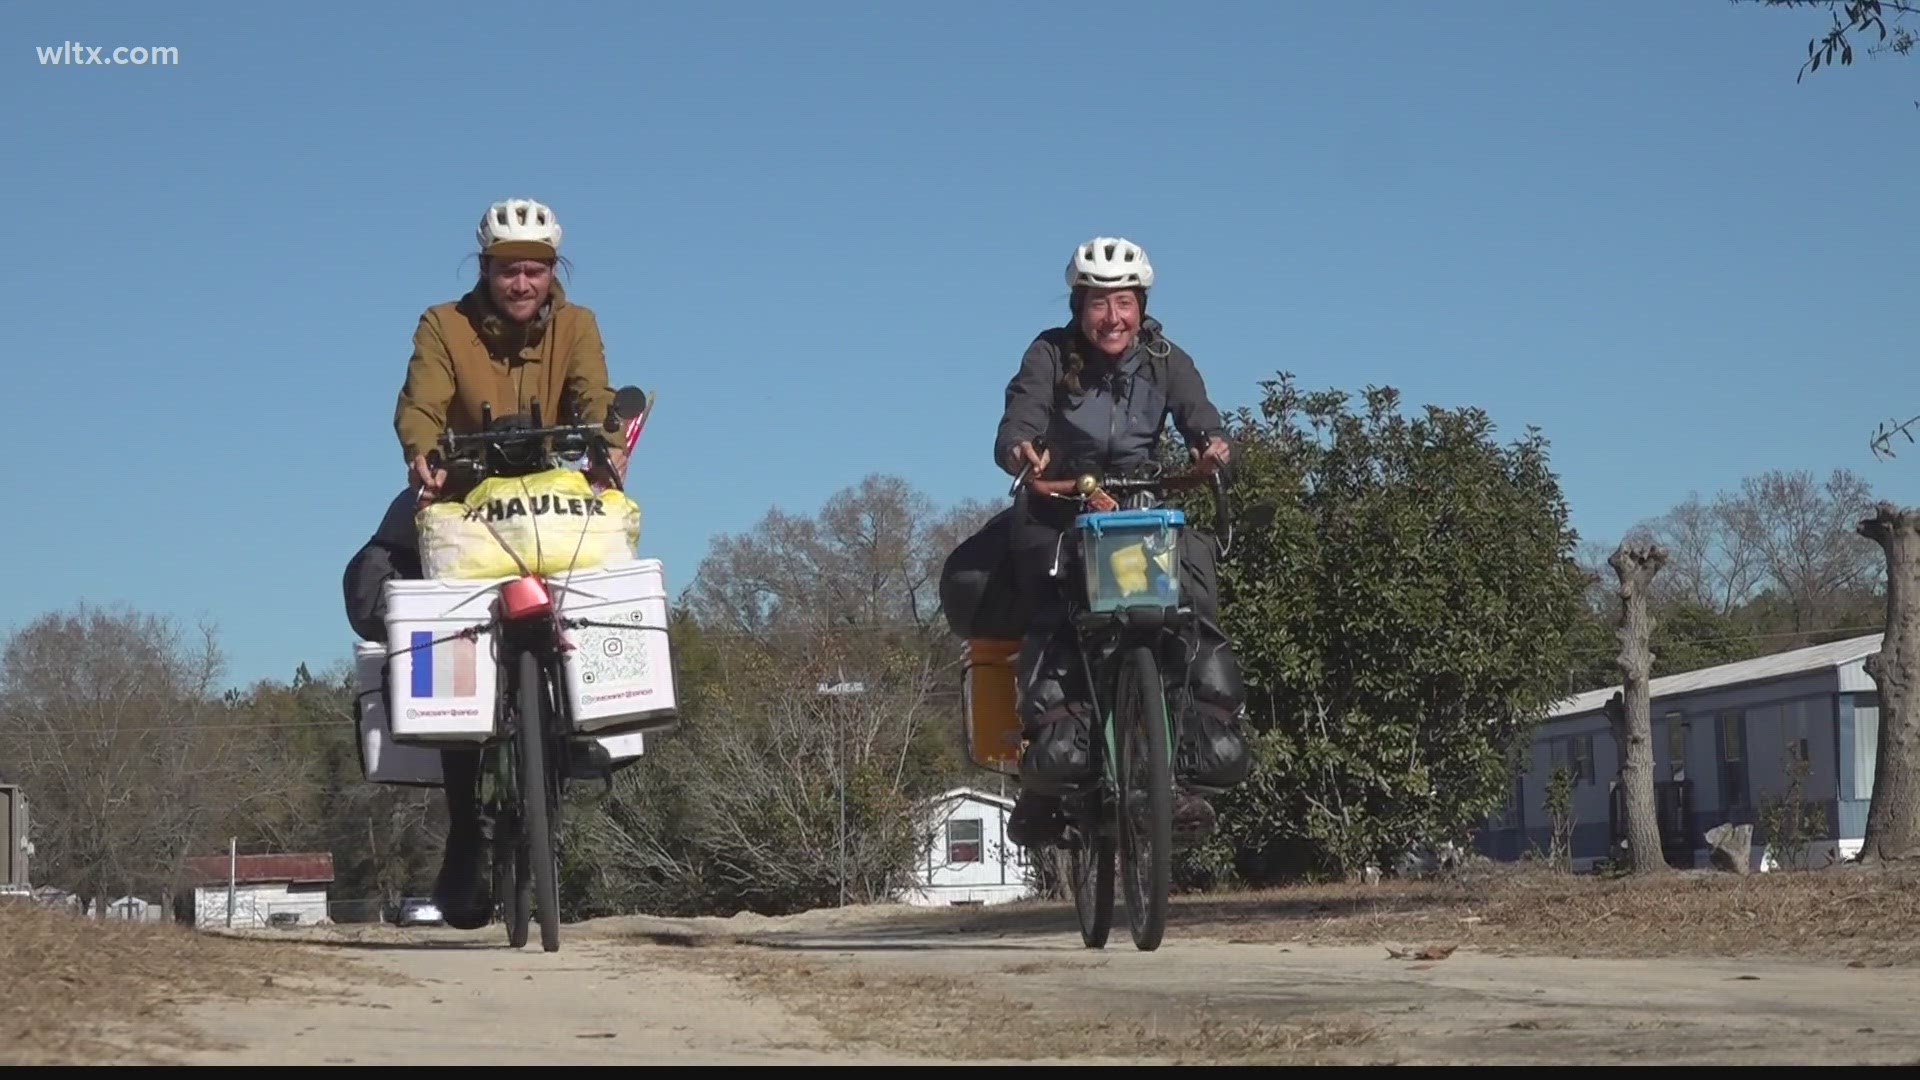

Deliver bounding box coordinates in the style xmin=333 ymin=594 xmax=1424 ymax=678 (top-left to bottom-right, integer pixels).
xmin=354 ymin=641 xmax=647 ymax=786
xmin=354 ymin=641 xmax=449 ymax=785
xmin=380 ymin=575 xmax=509 ymax=741
xmin=592 ymin=730 xmax=647 ymax=765
xmin=551 ymin=558 xmax=680 ymax=736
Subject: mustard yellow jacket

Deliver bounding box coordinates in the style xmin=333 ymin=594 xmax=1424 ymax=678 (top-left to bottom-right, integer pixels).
xmin=393 ymin=277 xmax=615 ymax=465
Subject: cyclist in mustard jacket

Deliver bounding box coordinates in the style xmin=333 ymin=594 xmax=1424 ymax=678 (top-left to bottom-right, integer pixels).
xmin=385 ymin=198 xmax=620 ymax=929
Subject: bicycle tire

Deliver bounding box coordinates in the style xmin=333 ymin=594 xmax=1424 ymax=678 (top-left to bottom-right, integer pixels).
xmin=515 ymin=648 xmax=562 ymax=953
xmin=495 ymin=811 xmax=530 ymax=950
xmin=1068 ymin=819 xmax=1115 ymax=949
xmin=1115 ymin=645 xmax=1172 ymax=952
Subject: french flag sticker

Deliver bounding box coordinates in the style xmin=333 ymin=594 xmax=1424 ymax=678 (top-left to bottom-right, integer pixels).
xmin=412 ymin=632 xmax=477 ymax=698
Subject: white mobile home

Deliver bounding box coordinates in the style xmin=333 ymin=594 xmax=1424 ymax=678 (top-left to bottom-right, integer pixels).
xmin=1475 ymin=634 xmax=1886 ymax=871
xmin=901 ymin=787 xmax=1036 ymax=906
xmin=2 ymin=784 xmax=26 ymax=888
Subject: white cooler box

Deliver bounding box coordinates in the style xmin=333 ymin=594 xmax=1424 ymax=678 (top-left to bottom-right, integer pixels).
xmin=380 ymin=575 xmax=510 ymax=742
xmin=550 ymin=559 xmax=680 ymax=736
xmin=354 ymin=641 xmax=645 ymax=787
xmin=354 ymin=641 xmax=455 ymax=785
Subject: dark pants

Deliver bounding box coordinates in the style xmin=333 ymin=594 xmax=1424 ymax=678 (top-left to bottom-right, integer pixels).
xmin=1006 ymin=500 xmax=1084 ymax=729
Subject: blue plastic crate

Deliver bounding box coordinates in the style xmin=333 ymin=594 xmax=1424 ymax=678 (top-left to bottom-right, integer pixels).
xmin=1073 ymin=508 xmax=1185 ymax=613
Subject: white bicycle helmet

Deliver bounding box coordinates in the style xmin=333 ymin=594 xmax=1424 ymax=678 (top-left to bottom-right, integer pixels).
xmin=1065 ymin=236 xmax=1154 ymax=290
xmin=477 ymin=198 xmax=563 ymax=259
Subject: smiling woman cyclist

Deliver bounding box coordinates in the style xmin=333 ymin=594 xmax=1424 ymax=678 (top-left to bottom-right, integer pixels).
xmin=994 ymin=236 xmax=1251 ymax=848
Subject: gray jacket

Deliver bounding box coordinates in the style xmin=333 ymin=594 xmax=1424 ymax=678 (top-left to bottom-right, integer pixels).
xmin=993 ymin=318 xmax=1227 ymax=479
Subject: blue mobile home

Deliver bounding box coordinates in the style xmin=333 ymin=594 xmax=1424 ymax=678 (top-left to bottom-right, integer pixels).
xmin=1476 ymin=634 xmax=1886 ymax=871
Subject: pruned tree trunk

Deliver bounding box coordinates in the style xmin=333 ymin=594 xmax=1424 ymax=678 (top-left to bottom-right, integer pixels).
xmin=1604 ymin=540 xmax=1671 ymax=874
xmin=1856 ymin=503 xmax=1920 ymax=863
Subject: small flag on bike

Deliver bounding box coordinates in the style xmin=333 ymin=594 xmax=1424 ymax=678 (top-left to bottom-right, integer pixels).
xmin=623 ymin=390 xmax=654 ymax=456
xmin=411 ymin=633 xmax=477 ymax=699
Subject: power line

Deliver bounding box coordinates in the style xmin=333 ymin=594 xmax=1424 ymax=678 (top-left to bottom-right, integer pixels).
xmin=0 ymin=719 xmax=356 ymax=737
xmin=6 ymin=618 xmax=1885 ymax=738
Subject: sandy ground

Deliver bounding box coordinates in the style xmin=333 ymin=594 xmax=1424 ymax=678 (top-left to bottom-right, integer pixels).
xmin=160 ymin=900 xmax=1920 ymax=1066
xmin=164 ymin=926 xmax=941 ymax=1065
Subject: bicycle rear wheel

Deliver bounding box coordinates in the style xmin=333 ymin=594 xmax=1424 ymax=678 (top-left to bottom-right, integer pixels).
xmin=515 ymin=648 xmax=562 ymax=953
xmin=1115 ymin=645 xmax=1172 ymax=952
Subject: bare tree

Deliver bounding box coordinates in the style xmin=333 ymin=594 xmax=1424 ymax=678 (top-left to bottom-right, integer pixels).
xmin=0 ymin=607 xmax=271 ymax=911
xmin=1634 ymin=494 xmax=1766 ymax=615
xmin=571 ymin=474 xmax=1005 ymax=916
xmin=579 ymin=644 xmax=948 ymax=914
xmin=685 ymin=472 xmax=997 ymax=646
xmin=1721 ymin=468 xmax=1883 ymax=634
xmin=1856 ymin=503 xmax=1920 ymax=862
xmin=1601 ymin=541 xmax=1673 ymax=875
xmin=216 ymin=663 xmax=444 ymax=917
xmin=330 ymin=778 xmax=441 ymax=916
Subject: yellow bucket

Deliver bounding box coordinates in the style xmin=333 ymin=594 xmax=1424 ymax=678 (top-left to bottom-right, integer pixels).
xmin=961 ymin=638 xmax=1022 ymax=774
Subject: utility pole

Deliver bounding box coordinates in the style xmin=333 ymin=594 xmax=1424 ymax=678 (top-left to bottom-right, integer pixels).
xmin=226 ymin=837 xmax=236 ymax=928
xmin=816 ymin=672 xmax=867 ymax=907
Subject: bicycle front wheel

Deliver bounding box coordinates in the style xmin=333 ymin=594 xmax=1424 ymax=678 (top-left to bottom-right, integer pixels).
xmin=515 ymin=648 xmax=562 ymax=953
xmin=1067 ymin=818 xmax=1115 ymax=949
xmin=493 ymin=806 xmax=530 ymax=950
xmin=1115 ymin=645 xmax=1172 ymax=952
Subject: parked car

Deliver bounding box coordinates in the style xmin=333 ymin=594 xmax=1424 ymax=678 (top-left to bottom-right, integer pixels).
xmin=394 ymin=897 xmax=443 ymax=926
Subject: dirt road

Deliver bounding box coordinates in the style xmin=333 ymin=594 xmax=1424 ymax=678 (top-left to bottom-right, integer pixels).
xmin=165 ymin=900 xmax=1920 ymax=1065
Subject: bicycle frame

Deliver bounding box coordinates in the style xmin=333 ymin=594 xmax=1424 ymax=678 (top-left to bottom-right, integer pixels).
xmin=1014 ymin=462 xmax=1229 ymax=779
xmin=1074 ymin=609 xmax=1187 ymax=781
xmin=1008 ymin=458 xmax=1230 ymax=952
xmin=417 ymin=390 xmax=647 ymax=953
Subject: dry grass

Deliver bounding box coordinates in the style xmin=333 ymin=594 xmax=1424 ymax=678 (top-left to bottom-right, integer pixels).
xmin=639 ymin=936 xmax=1379 ymax=1064
xmin=0 ymin=900 xmax=372 ymax=1065
xmin=1157 ymin=860 xmax=1920 ymax=963
xmin=705 ymin=859 xmax=1920 ymax=965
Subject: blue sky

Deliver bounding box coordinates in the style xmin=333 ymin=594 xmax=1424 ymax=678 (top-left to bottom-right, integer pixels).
xmin=5 ymin=1 xmax=1918 ymax=689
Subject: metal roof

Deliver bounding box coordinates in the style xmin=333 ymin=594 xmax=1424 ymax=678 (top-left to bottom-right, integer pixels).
xmin=922 ymin=786 xmax=1016 ymax=811
xmin=1548 ymin=632 xmax=1884 ymax=721
xmin=183 ymin=852 xmax=335 ymax=887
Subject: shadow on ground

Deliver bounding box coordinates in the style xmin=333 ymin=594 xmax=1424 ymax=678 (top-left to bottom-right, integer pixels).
xmin=205 ymin=926 xmax=509 ymax=953
xmin=616 ymin=885 xmax=1425 ymax=954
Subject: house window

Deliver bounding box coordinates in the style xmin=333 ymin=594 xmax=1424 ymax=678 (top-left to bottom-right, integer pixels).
xmin=1854 ymin=692 xmax=1880 ymax=800
xmin=1719 ymin=709 xmax=1749 ymax=810
xmin=947 ymin=818 xmax=982 ymax=864
xmin=1664 ymin=712 xmax=1688 ymax=777
xmin=1553 ymin=734 xmax=1595 ymax=785
xmin=1787 ymin=702 xmax=1811 ymax=765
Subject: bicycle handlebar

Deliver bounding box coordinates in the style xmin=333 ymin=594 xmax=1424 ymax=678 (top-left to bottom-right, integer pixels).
xmin=437 ymin=421 xmax=612 ymax=449
xmin=1023 ymin=472 xmax=1217 ymax=498
xmin=426 ymin=388 xmax=649 ymax=491
xmin=1013 ymin=459 xmax=1235 ymax=558
xmin=434 ymin=394 xmax=625 ymax=452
